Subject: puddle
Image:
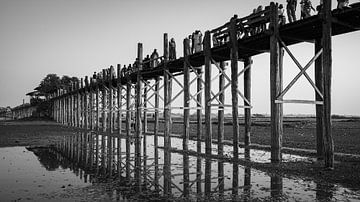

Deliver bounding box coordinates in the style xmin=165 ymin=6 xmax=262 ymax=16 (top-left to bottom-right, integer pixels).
xmin=1 ymin=133 xmax=360 ymax=201
xmin=0 ymin=146 xmax=92 ymax=201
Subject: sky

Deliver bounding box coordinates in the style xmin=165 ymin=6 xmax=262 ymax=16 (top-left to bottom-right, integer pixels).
xmin=0 ymin=0 xmax=359 ymax=115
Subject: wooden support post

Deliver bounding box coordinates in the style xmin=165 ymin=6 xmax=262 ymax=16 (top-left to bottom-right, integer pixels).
xmin=80 ymin=78 xmax=84 ymax=128
xmin=89 ymin=79 xmax=94 ymax=130
xmin=109 ymin=66 xmax=114 ymax=134
xmin=204 ymin=30 xmax=212 ymax=195
xmin=143 ymin=84 xmax=148 ymax=134
xmin=315 ymin=38 xmax=324 ymax=160
xmin=84 ymin=76 xmax=89 ymax=129
xmin=96 ymin=79 xmax=100 ymax=131
xmin=183 ymin=38 xmax=190 ymax=151
xmin=229 ymin=16 xmax=240 ymax=159
xmin=77 ymin=82 xmax=81 ymax=128
xmin=322 ymin=0 xmax=334 ymax=169
xmin=66 ymin=88 xmax=70 ymax=126
xmin=244 ymin=58 xmax=252 ymax=147
xmin=62 ymin=90 xmax=65 ymax=125
xmin=218 ymin=61 xmax=225 ymax=156
xmin=154 ymin=76 xmax=160 ymax=190
xmin=204 ymin=31 xmax=212 ymax=156
xmin=197 ymin=68 xmax=203 ymax=154
xmin=117 ymin=64 xmax=122 ymax=135
xmin=135 ymin=43 xmax=143 ymax=188
xmin=270 ymin=3 xmax=283 ymax=163
xmin=125 ymin=80 xmax=131 ymax=180
xmin=163 ymin=33 xmax=172 ymax=196
xmin=71 ymin=83 xmax=75 ymax=127
xmin=102 ymin=70 xmax=107 ymax=133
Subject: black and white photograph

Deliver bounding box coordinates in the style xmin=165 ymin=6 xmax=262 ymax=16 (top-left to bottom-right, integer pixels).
xmin=1 ymin=0 xmax=360 ymax=201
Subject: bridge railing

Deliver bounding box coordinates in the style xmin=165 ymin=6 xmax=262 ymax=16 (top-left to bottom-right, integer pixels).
xmin=211 ymin=5 xmax=271 ymax=45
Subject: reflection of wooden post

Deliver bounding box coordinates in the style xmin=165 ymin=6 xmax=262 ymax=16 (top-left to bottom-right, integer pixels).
xmin=102 ymin=70 xmax=107 ymax=133
xmin=196 ymin=157 xmax=202 ymax=196
xmin=232 ymin=162 xmax=239 ymax=200
xmin=315 ymin=38 xmax=324 ymax=160
xmin=229 ymin=16 xmax=240 ymax=160
xmin=270 ymin=3 xmax=283 ymax=163
xmin=163 ymin=33 xmax=172 ymax=196
xmin=218 ymin=61 xmax=225 ymax=156
xmin=183 ymin=154 xmax=190 ymax=197
xmin=244 ymin=58 xmax=252 ymax=147
xmin=183 ymin=38 xmax=190 ymax=151
xmin=322 ymin=0 xmax=334 ymax=169
xmin=270 ymin=175 xmax=283 ymax=199
xmin=117 ymin=64 xmax=122 ymax=135
xmin=204 ymin=31 xmax=212 ymax=156
xmin=218 ymin=160 xmax=224 ymax=199
xmin=205 ymin=158 xmax=211 ymax=197
xmin=109 ymin=66 xmax=114 ymax=134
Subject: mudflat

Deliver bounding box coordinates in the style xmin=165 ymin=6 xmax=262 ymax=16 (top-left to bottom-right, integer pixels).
xmin=1 ymin=117 xmax=360 ymax=197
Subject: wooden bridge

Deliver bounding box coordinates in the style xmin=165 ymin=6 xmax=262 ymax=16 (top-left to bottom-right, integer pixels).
xmin=47 ymin=1 xmax=360 ymax=175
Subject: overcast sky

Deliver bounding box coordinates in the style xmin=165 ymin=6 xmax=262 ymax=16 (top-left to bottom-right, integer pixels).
xmin=0 ymin=0 xmax=359 ymax=115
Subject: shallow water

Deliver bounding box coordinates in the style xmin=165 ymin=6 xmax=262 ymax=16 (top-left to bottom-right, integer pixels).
xmin=1 ymin=132 xmax=360 ymax=201
xmin=0 ymin=146 xmax=91 ymax=201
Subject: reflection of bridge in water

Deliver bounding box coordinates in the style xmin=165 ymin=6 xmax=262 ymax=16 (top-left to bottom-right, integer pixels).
xmin=50 ymin=132 xmax=358 ymax=201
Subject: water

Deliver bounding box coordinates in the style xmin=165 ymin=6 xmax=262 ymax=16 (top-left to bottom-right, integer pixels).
xmin=1 ymin=133 xmax=360 ymax=201
xmin=0 ymin=147 xmax=91 ymax=201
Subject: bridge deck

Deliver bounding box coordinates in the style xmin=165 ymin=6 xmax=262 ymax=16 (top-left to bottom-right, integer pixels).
xmin=131 ymin=3 xmax=360 ymax=83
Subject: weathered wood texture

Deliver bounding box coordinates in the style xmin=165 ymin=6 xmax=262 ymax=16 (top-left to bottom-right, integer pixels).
xmin=270 ymin=3 xmax=283 ymax=163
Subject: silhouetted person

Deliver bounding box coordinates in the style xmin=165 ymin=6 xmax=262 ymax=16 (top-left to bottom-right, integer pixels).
xmin=188 ymin=35 xmax=193 ymax=54
xmin=192 ymin=30 xmax=203 ymax=53
xmin=287 ymin=0 xmax=297 ymax=23
xmin=300 ymin=0 xmax=315 ymax=19
xmin=169 ymin=38 xmax=176 ymax=60
xmin=121 ymin=65 xmax=127 ymax=78
xmin=150 ymin=49 xmax=159 ymax=68
xmin=337 ymin=0 xmax=349 ymax=9
xmin=143 ymin=55 xmax=150 ymax=69
xmin=316 ymin=0 xmax=323 ymax=14
xmin=279 ymin=4 xmax=286 ymax=25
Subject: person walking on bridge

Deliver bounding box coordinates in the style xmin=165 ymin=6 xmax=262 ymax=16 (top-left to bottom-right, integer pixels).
xmin=300 ymin=0 xmax=315 ymax=19
xmin=169 ymin=38 xmax=176 ymax=60
xmin=286 ymin=0 xmax=297 ymax=23
xmin=150 ymin=49 xmax=159 ymax=68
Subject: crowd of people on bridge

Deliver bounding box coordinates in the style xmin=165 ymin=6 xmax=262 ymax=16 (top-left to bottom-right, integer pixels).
xmin=115 ymin=0 xmax=352 ymax=77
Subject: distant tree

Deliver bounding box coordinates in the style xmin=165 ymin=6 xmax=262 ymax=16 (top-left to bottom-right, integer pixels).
xmin=36 ymin=74 xmax=61 ymax=96
xmin=60 ymin=75 xmax=79 ymax=89
xmin=36 ymin=74 xmax=79 ymax=97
